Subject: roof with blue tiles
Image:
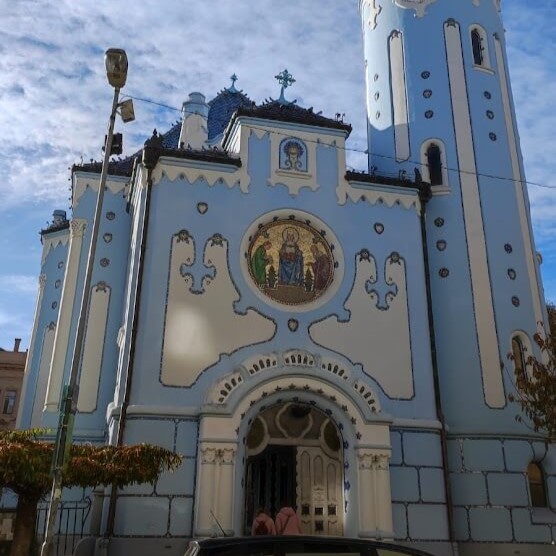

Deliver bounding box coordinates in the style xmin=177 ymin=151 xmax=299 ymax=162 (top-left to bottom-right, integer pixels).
xmin=207 ymin=88 xmax=253 ymax=140
xmin=71 ymin=80 xmax=351 ymax=178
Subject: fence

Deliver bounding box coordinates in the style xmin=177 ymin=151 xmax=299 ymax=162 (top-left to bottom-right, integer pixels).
xmin=35 ymin=496 xmax=92 ymax=556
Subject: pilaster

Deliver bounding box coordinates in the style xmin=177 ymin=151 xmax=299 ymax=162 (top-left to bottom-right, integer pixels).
xmin=195 ymin=443 xmax=237 ymax=536
xmin=16 ymin=274 xmax=47 ymax=427
xmin=45 ymin=218 xmax=87 ymax=411
xmin=356 ymin=448 xmax=394 ymax=539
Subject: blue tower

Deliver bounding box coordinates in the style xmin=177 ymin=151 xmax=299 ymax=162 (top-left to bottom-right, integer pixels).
xmin=361 ymin=0 xmax=547 ymax=418
xmin=361 ymin=0 xmax=554 ymax=550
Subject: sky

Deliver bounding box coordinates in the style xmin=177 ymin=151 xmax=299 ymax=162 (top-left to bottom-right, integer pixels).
xmin=0 ymin=0 xmax=554 ymax=351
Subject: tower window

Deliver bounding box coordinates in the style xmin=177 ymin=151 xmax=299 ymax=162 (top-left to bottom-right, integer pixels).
xmin=469 ymin=26 xmax=492 ymax=70
xmin=471 ymin=29 xmax=484 ymax=66
xmin=527 ymin=462 xmax=548 ymax=508
xmin=511 ymin=336 xmax=527 ymax=376
xmin=426 ymin=144 xmax=443 ymax=186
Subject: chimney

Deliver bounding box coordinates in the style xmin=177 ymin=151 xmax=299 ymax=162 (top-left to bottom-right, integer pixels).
xmin=52 ymin=210 xmax=67 ymax=226
xmin=14 ymin=338 xmax=21 ymax=352
xmin=179 ymin=92 xmax=209 ymax=150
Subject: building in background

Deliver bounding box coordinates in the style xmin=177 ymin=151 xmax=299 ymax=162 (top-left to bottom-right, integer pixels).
xmin=0 ymin=338 xmax=26 ymax=431
xmin=16 ymin=1 xmax=555 ymax=555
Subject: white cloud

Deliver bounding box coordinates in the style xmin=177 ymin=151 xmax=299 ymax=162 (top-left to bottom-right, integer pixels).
xmin=0 ymin=0 xmax=554 ymax=305
xmin=0 ymin=275 xmax=39 ymax=295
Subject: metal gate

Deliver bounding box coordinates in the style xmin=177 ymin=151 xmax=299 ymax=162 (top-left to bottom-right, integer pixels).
xmin=35 ymin=496 xmax=92 ymax=556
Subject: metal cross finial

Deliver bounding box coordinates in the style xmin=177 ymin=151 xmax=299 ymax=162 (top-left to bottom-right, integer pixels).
xmin=228 ymin=73 xmax=239 ymax=92
xmin=275 ymin=69 xmax=296 ymax=89
xmin=275 ymin=69 xmax=296 ymax=105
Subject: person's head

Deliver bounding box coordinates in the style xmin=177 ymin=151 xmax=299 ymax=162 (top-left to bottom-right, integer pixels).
xmin=256 ymin=506 xmax=266 ymax=516
xmin=264 ymin=241 xmax=272 ymax=250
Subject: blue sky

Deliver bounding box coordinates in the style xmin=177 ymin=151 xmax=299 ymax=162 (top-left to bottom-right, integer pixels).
xmin=0 ymin=0 xmax=554 ymax=351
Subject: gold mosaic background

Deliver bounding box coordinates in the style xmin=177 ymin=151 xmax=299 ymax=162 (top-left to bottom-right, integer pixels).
xmin=247 ymin=220 xmax=334 ymax=306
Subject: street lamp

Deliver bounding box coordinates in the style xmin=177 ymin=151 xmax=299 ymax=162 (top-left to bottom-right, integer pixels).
xmin=41 ymin=48 xmax=133 ymax=556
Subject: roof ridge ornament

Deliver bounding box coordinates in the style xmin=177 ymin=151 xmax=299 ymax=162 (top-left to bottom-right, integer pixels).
xmin=274 ymin=69 xmax=296 ymax=105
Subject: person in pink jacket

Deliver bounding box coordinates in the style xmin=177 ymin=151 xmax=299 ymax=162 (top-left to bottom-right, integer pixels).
xmin=251 ymin=507 xmax=276 ymax=536
xmin=275 ymin=504 xmax=303 ymax=535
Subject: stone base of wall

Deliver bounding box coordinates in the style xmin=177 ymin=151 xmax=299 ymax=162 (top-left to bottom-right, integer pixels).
xmin=459 ymin=543 xmax=556 ymax=556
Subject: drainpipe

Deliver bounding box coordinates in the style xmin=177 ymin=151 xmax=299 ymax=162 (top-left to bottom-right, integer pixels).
xmin=104 ymin=135 xmax=161 ymax=538
xmin=417 ymin=179 xmax=458 ymax=556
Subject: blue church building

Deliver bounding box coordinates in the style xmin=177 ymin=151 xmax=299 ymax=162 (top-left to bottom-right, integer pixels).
xmin=15 ymin=0 xmax=556 ymax=554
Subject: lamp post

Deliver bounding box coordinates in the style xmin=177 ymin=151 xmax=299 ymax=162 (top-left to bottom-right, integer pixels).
xmin=41 ymin=48 xmax=131 ymax=556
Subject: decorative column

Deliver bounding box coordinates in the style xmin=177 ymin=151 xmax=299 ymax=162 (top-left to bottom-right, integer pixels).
xmin=357 ymin=448 xmax=393 ymax=539
xmin=45 ymin=219 xmax=87 ymax=411
xmin=77 ymin=282 xmax=111 ymax=412
xmin=218 ymin=447 xmax=237 ymax=530
xmin=374 ymin=454 xmax=393 ymax=536
xmin=31 ymin=322 xmax=57 ymax=426
xmin=16 ymin=274 xmax=47 ymax=427
xmin=195 ymin=443 xmax=237 ymax=537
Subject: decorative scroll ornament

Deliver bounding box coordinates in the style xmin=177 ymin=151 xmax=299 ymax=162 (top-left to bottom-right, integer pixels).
xmin=200 ymin=447 xmax=217 ymax=464
xmin=393 ymin=0 xmax=438 ymax=18
xmin=357 ymin=451 xmax=390 ymax=470
xmin=70 ymin=219 xmax=87 ymax=238
xmin=200 ymin=446 xmax=236 ymax=464
xmin=362 ymin=0 xmax=382 ymax=29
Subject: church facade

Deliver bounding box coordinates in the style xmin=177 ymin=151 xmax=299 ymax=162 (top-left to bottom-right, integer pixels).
xmin=17 ymin=1 xmax=555 ymax=555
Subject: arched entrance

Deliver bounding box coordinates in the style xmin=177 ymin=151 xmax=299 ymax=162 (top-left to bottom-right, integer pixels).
xmin=244 ymin=402 xmax=344 ymax=536
xmin=195 ymin=364 xmax=394 ymax=539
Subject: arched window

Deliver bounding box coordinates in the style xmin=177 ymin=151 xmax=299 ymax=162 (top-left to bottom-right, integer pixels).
xmin=426 ymin=143 xmax=443 ymax=186
xmin=511 ymin=336 xmax=527 ymax=376
xmin=471 ymin=28 xmax=484 ymax=66
xmin=527 ymin=462 xmax=548 ymax=508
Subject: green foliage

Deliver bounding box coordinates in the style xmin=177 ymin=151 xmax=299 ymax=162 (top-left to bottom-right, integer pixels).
xmin=0 ymin=430 xmax=182 ymax=501
xmin=547 ymin=302 xmax=556 ymax=356
xmin=508 ymin=329 xmax=556 ymax=443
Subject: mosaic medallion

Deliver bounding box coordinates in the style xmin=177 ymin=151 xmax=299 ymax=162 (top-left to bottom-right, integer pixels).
xmin=247 ymin=220 xmax=334 ymax=306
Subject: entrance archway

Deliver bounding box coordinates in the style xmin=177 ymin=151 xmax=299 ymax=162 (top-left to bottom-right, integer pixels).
xmin=195 ymin=366 xmax=394 ymax=539
xmin=244 ymin=402 xmax=344 ymax=536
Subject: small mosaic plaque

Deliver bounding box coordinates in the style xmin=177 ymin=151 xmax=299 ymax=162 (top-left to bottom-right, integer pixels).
xmin=279 ymin=138 xmax=308 ymax=172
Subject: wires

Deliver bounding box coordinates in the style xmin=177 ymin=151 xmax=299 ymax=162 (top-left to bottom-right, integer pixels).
xmin=120 ymin=94 xmax=180 ymax=113
xmin=122 ymin=92 xmax=556 ymax=191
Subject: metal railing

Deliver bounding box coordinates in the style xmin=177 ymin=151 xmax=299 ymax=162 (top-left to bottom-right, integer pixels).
xmin=35 ymin=497 xmax=92 ymax=556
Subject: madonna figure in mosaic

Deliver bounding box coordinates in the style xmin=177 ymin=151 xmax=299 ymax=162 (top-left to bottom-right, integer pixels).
xmin=279 ymin=227 xmax=304 ymax=286
xmin=247 ymin=220 xmax=335 ymax=306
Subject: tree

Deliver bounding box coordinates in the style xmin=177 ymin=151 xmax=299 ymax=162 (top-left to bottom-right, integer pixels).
xmin=0 ymin=430 xmax=182 ymax=556
xmin=547 ymin=302 xmax=556 ymax=355
xmin=508 ymin=313 xmax=556 ymax=443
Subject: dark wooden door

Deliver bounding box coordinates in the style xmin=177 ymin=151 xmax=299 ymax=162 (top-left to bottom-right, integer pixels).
xmin=245 ymin=445 xmax=296 ymax=532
